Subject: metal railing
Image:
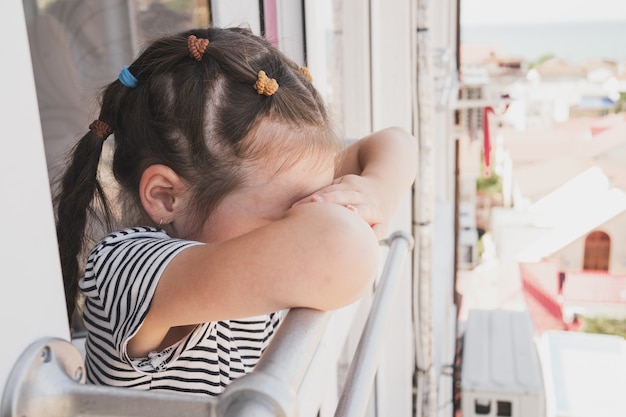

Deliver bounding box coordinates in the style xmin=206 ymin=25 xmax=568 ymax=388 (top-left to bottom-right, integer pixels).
xmin=2 ymin=231 xmax=414 ymax=417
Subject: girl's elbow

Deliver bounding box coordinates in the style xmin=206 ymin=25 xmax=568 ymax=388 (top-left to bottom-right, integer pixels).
xmin=389 ymin=126 xmax=418 ymax=158
xmin=316 ymin=210 xmax=380 ymax=310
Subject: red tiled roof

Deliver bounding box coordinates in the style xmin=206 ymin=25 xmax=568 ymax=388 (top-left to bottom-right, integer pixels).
xmin=562 ymin=272 xmax=626 ymax=304
xmin=519 ymin=262 xmax=565 ymax=334
xmin=521 ymin=288 xmax=567 ymax=334
xmin=502 ymin=114 xmax=626 ymax=199
xmin=518 ymin=262 xmax=626 ymax=334
xmin=459 ymin=260 xmax=625 ymax=336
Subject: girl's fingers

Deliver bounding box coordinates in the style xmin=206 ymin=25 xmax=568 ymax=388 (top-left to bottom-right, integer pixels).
xmin=371 ymin=223 xmax=386 ymax=240
xmin=345 ymin=204 xmax=359 ymax=214
xmin=292 ymin=194 xmax=324 ymax=206
xmin=292 ymin=185 xmax=361 ymax=207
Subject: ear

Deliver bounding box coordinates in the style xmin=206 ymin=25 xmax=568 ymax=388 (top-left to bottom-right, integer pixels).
xmin=139 ymin=164 xmax=187 ymax=225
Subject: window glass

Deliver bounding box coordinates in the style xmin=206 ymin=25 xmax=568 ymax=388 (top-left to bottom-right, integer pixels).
xmin=24 ymin=0 xmax=210 ymax=335
xmin=134 ymin=0 xmax=210 ymax=46
xmin=24 ymin=0 xmax=210 ymax=182
xmin=327 ymin=0 xmax=344 ymax=136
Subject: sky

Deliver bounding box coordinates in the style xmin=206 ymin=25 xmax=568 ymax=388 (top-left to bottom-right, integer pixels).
xmin=461 ymin=0 xmax=626 ymax=25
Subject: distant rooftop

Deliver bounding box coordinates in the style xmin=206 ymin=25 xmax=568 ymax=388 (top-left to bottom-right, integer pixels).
xmin=577 ymin=96 xmax=616 ymax=109
xmin=502 ymin=114 xmax=626 ymax=200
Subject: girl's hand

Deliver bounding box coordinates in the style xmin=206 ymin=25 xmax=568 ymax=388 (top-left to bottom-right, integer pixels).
xmin=292 ymin=174 xmax=389 ymax=239
xmin=294 ymin=126 xmax=417 ymax=241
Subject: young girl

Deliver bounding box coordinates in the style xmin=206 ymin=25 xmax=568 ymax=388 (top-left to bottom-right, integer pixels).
xmin=55 ymin=27 xmax=417 ymax=396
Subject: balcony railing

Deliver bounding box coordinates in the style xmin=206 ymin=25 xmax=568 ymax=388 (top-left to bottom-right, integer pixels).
xmin=2 ymin=231 xmax=414 ymax=417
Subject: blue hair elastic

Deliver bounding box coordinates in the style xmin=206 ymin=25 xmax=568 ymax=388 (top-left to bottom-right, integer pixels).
xmin=118 ymin=65 xmax=138 ymax=88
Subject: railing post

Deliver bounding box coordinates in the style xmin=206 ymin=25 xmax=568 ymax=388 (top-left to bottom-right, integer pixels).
xmin=218 ymin=309 xmax=332 ymax=417
xmin=218 ymin=230 xmax=414 ymax=417
xmin=334 ymin=231 xmax=414 ymax=417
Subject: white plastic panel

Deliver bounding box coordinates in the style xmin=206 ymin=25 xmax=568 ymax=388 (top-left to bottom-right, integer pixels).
xmin=539 ymin=331 xmax=626 ymax=417
xmin=0 ymin=0 xmax=70 ymax=391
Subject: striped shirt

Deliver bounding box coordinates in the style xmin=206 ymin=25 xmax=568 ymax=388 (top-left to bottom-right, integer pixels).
xmin=79 ymin=227 xmax=281 ymax=396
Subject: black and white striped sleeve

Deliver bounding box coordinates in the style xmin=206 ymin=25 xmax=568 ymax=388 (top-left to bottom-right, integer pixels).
xmin=80 ymin=227 xmax=201 ymax=367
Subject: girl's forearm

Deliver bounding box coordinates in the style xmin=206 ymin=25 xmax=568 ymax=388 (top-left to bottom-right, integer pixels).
xmin=350 ymin=127 xmax=418 ymax=219
xmin=358 ymin=127 xmax=417 ymax=184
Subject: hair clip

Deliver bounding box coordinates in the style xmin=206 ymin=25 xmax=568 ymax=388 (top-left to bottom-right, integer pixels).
xmin=188 ymin=35 xmax=209 ymax=61
xmin=89 ymin=120 xmax=113 ymax=141
xmin=299 ymin=66 xmax=313 ymax=82
xmin=253 ymin=70 xmax=279 ymax=96
xmin=118 ymin=66 xmax=138 ymax=88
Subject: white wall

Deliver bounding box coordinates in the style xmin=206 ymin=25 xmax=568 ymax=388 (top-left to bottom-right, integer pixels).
xmin=552 ymin=212 xmax=626 ymax=274
xmin=369 ymin=0 xmax=416 ymax=416
xmin=430 ymin=1 xmax=460 ymax=416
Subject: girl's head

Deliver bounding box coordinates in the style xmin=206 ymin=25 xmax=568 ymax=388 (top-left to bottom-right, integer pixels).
xmin=56 ymin=26 xmax=340 ymax=320
xmin=105 ymin=27 xmax=339 ymax=233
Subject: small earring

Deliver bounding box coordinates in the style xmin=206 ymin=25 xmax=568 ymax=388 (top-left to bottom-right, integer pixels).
xmin=158 ymin=218 xmax=163 ymax=227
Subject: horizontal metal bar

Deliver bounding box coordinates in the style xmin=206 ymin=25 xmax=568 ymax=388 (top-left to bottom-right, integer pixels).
xmin=3 ymin=230 xmax=413 ymax=417
xmin=1 ymin=338 xmax=215 ymax=417
xmin=3 ymin=313 xmax=330 ymax=417
xmin=334 ymin=231 xmax=414 ymax=417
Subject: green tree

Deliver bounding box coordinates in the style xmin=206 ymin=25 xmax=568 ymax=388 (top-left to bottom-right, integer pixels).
xmin=528 ymin=54 xmax=555 ymax=70
xmin=581 ymin=316 xmax=626 ymax=339
xmin=476 ymin=171 xmax=502 ymax=194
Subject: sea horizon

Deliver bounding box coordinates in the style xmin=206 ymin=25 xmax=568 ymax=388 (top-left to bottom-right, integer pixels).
xmin=461 ymin=20 xmax=626 ymax=64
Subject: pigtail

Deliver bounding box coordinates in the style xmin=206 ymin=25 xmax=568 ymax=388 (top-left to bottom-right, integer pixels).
xmin=55 ymin=120 xmax=113 ymax=323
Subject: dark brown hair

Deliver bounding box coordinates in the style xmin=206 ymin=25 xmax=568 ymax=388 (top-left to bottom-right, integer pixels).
xmin=55 ymin=27 xmax=339 ymax=322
